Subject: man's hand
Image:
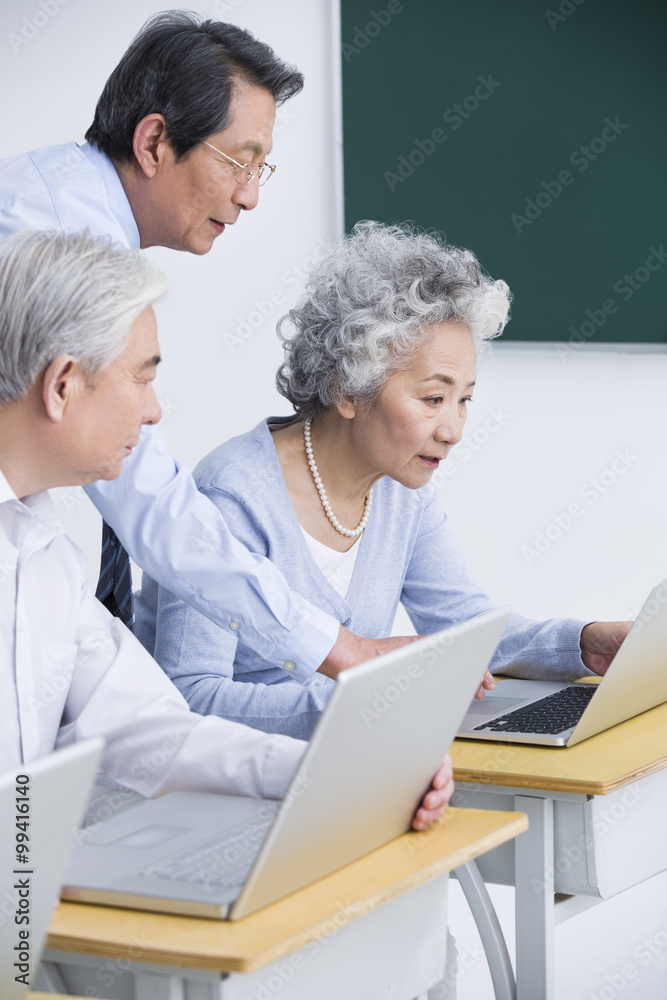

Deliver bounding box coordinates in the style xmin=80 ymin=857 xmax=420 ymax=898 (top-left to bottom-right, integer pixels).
xmin=580 ymin=621 xmax=633 ymax=675
xmin=318 ymin=625 xmax=420 ymax=680
xmin=412 ymin=754 xmax=454 ymax=831
xmin=474 ymin=669 xmax=495 ymax=700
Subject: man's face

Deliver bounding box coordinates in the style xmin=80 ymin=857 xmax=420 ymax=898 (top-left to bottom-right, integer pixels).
xmin=67 ymin=306 xmax=162 ymax=483
xmin=145 ymin=83 xmax=276 ymax=255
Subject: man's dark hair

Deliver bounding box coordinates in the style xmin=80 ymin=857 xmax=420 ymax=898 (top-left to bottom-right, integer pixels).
xmin=85 ymin=10 xmax=303 ymax=163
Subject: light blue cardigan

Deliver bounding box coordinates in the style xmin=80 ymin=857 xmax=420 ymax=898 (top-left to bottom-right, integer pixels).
xmin=135 ymin=417 xmax=592 ymax=739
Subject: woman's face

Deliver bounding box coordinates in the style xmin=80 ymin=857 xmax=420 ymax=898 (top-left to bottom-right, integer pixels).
xmin=345 ymin=322 xmax=476 ymax=489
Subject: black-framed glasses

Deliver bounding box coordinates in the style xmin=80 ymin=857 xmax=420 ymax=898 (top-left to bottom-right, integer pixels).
xmin=203 ymin=142 xmax=276 ymax=187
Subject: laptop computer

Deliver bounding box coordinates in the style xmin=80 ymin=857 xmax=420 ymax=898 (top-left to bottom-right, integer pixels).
xmin=0 ymin=739 xmax=103 ymax=999
xmin=457 ymin=579 xmax=667 ymax=747
xmin=62 ymin=606 xmax=511 ymax=920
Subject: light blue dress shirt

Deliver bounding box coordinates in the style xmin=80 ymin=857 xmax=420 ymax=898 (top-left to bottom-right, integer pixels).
xmin=0 ymin=143 xmax=339 ymax=677
xmin=136 ymin=417 xmax=595 ymax=740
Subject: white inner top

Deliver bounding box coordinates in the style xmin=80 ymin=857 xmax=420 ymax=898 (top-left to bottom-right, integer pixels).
xmin=300 ymin=526 xmax=361 ymax=598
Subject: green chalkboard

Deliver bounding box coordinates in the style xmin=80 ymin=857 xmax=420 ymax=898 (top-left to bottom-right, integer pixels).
xmin=341 ymin=0 xmax=667 ymax=344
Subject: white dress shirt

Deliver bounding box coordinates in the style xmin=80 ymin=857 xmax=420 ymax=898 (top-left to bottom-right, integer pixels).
xmin=0 ymin=142 xmax=338 ymax=679
xmin=0 ymin=470 xmax=305 ymax=799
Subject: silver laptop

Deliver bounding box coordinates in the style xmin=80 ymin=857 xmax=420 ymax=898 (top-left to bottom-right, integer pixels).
xmin=458 ymin=580 xmax=667 ymax=747
xmin=0 ymin=739 xmax=103 ymax=999
xmin=62 ymin=607 xmax=511 ymax=920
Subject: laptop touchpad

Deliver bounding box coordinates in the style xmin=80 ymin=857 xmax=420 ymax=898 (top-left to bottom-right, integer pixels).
xmin=466 ymin=695 xmax=522 ymax=717
xmin=109 ymin=825 xmax=190 ymax=849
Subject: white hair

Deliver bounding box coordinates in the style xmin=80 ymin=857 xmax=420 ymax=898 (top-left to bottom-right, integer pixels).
xmin=0 ymin=229 xmax=166 ymax=406
xmin=276 ymin=221 xmax=511 ymax=421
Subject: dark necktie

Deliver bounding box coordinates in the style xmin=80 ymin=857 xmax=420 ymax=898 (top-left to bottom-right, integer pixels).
xmin=95 ymin=521 xmax=135 ymax=629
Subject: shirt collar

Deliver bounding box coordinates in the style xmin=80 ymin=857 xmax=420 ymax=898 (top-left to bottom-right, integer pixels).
xmin=0 ymin=469 xmax=15 ymax=505
xmin=0 ymin=468 xmax=64 ymax=538
xmin=79 ymin=142 xmax=141 ymax=250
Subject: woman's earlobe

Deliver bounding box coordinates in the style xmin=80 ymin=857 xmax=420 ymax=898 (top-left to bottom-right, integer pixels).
xmin=336 ymin=399 xmax=357 ymax=420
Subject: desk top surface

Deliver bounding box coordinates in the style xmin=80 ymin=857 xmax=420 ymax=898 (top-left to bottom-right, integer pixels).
xmin=451 ymin=697 xmax=667 ymax=795
xmin=46 ymin=806 xmax=525 ymax=974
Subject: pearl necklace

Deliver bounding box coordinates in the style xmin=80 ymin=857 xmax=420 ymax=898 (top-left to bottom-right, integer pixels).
xmin=303 ymin=418 xmax=373 ymax=538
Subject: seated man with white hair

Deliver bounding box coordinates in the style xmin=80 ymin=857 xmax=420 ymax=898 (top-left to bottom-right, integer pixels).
xmin=0 ymin=227 xmax=451 ymax=824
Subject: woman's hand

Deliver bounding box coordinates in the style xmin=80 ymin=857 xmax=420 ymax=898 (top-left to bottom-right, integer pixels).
xmin=474 ymin=669 xmax=495 ymax=700
xmin=580 ymin=621 xmax=633 ymax=675
xmin=411 ymin=753 xmax=454 ymax=831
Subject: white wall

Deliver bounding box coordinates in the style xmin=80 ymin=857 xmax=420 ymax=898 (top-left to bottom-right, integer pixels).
xmin=435 ymin=345 xmax=667 ymax=623
xmin=2 ymin=0 xmax=666 ymax=623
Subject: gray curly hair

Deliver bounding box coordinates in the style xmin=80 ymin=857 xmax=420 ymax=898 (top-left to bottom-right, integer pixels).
xmin=276 ymin=221 xmax=511 ymax=422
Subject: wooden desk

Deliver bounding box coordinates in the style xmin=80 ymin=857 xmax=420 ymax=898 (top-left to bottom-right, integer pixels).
xmin=450 ymin=699 xmax=667 ymax=1000
xmin=452 ymin=695 xmax=667 ymax=794
xmin=40 ymin=807 xmax=526 ymax=1000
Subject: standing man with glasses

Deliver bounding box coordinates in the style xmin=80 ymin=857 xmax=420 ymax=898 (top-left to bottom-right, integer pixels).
xmin=0 ymin=11 xmax=416 ymax=683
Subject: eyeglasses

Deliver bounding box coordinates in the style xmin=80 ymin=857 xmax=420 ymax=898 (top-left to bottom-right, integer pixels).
xmin=203 ymin=142 xmax=276 ymax=187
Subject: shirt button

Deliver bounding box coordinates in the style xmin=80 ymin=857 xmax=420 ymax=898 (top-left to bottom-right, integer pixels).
xmin=229 ymin=621 xmax=240 ymax=631
xmin=283 ymin=660 xmax=296 ymax=672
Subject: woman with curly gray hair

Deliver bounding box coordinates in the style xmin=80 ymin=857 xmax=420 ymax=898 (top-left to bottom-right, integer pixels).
xmin=135 ymin=221 xmax=629 ymax=1000
xmin=136 ymin=221 xmax=628 ymax=746
xmin=276 ymin=220 xmax=510 ymax=424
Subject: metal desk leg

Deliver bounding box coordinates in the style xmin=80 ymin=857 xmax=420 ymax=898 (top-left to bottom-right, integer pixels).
xmin=454 ymin=861 xmax=516 ymax=1000
xmin=514 ymin=795 xmax=554 ymax=1000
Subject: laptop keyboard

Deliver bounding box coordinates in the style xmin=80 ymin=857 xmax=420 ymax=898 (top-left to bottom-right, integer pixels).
xmin=138 ymin=806 xmax=277 ymax=888
xmin=473 ymin=684 xmax=597 ymax=735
